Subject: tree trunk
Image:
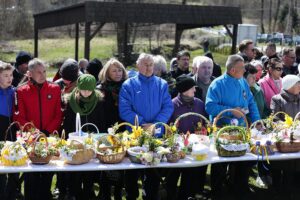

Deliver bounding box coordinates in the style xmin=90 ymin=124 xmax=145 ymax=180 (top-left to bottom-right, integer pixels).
xmin=273 ymin=0 xmax=280 ymax=32
xmin=285 ymin=0 xmax=294 ymax=34
xmin=268 ymin=0 xmax=273 ymax=32
xmin=261 ymin=0 xmax=265 ymax=33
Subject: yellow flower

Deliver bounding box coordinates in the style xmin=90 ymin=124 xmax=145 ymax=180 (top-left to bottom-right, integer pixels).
xmin=171 ymin=125 xmax=177 ymax=132
xmin=107 ymin=135 xmax=118 ymax=146
xmin=39 ymin=138 xmax=46 ymax=143
xmin=207 ymin=127 xmax=211 ymax=133
xmin=285 ymin=114 xmax=293 ymax=127
xmin=155 ymin=139 xmax=163 ymax=146
xmin=132 ymin=126 xmax=143 ymax=139
xmin=85 ymin=138 xmax=93 ymax=145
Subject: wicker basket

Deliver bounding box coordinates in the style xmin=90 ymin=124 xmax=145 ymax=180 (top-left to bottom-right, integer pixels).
xmin=214 ymin=109 xmax=249 ymax=157
xmin=96 ymin=134 xmax=126 ymax=164
xmin=64 ymin=140 xmax=94 ymax=165
xmin=174 ymin=112 xmax=212 ymax=135
xmin=165 ymin=152 xmax=181 ymax=163
xmin=28 ymin=134 xmax=52 ymax=165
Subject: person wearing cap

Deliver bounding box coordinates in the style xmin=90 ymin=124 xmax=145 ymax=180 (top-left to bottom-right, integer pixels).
xmin=78 ymin=58 xmax=89 ymax=73
xmin=192 ymin=56 xmax=215 ymax=103
xmin=166 ymin=74 xmax=207 ymax=199
xmin=63 ymin=74 xmax=106 ymax=199
xmin=206 ymin=55 xmax=260 ymax=199
xmin=86 ymin=58 xmax=103 ymax=82
xmin=119 ymin=53 xmax=173 ymax=200
xmin=55 ymin=58 xmax=79 ymax=94
xmin=244 ymin=63 xmax=270 ymax=119
xmin=13 ymin=58 xmax=62 ymax=200
xmin=12 ymin=51 xmax=32 ymax=87
xmin=258 ymin=58 xmax=283 ymax=109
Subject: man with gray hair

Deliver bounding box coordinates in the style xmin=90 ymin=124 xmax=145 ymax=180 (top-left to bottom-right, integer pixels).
xmin=119 ymin=53 xmax=173 ymax=200
xmin=205 ymin=54 xmax=260 ymax=199
xmin=193 ymin=56 xmax=215 ymax=103
xmin=14 ymin=58 xmax=62 ymax=200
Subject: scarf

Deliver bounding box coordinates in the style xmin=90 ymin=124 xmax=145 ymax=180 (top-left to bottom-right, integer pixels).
xmin=103 ymin=81 xmax=123 ymax=106
xmin=69 ymin=88 xmax=99 ymax=115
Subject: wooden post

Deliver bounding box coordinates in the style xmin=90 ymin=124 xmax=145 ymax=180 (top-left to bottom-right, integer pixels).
xmin=84 ymin=22 xmax=91 ymax=60
xmin=34 ymin=23 xmax=38 ymax=58
xmin=172 ymin=24 xmax=183 ymax=57
xmin=231 ymin=24 xmax=238 ymax=54
xmin=75 ymin=23 xmax=79 ymax=61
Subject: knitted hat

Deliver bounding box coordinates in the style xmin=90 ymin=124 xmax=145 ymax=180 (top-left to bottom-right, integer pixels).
xmin=77 ymin=74 xmax=96 ymax=91
xmin=176 ymin=74 xmax=196 ymax=93
xmin=15 ymin=51 xmax=32 ymax=67
xmin=86 ymin=58 xmax=103 ymax=81
xmin=282 ymin=75 xmax=300 ymax=90
xmin=60 ymin=58 xmax=79 ymax=82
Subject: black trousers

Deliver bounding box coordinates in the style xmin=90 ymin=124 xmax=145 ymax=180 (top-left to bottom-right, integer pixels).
xmin=165 ymin=166 xmax=207 ymax=200
xmin=99 ymin=170 xmax=124 ymax=200
xmin=211 ymin=162 xmax=251 ymax=196
xmin=24 ymin=172 xmax=53 ymax=200
xmin=125 ymin=169 xmax=161 ymax=200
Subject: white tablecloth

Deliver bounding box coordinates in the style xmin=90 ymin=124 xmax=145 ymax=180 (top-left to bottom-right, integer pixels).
xmin=1 ymin=150 xmax=300 ymax=173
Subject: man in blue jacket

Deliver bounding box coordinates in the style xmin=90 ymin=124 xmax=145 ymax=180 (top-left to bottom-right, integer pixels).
xmin=206 ymin=54 xmax=260 ymax=199
xmin=119 ymin=53 xmax=173 ymax=200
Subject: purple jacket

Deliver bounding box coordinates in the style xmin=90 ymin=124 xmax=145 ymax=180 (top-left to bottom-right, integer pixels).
xmin=169 ymin=95 xmax=206 ymax=134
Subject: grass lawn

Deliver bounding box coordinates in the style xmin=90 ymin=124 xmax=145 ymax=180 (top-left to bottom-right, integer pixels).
xmin=0 ymin=36 xmax=227 ymax=76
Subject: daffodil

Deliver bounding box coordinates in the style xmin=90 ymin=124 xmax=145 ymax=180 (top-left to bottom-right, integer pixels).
xmin=285 ymin=114 xmax=293 ymax=127
xmin=39 ymin=138 xmax=46 ymax=143
xmin=132 ymin=126 xmax=143 ymax=139
xmin=171 ymin=125 xmax=177 ymax=133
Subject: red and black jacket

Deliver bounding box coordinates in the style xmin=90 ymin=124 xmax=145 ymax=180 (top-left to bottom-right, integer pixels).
xmin=13 ymin=81 xmax=63 ymax=135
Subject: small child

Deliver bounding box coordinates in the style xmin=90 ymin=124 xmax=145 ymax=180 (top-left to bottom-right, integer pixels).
xmin=0 ymin=61 xmax=18 ymax=199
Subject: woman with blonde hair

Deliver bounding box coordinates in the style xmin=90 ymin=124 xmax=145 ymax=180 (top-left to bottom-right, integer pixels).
xmin=97 ymin=58 xmax=128 ymax=200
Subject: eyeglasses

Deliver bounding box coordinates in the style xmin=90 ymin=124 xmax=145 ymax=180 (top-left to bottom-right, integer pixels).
xmin=273 ymin=67 xmax=283 ymax=71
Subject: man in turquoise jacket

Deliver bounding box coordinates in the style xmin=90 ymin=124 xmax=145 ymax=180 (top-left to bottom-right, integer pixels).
xmin=205 ymin=54 xmax=260 ymax=199
xmin=119 ymin=53 xmax=173 ymax=200
xmin=206 ymin=55 xmax=260 ymax=126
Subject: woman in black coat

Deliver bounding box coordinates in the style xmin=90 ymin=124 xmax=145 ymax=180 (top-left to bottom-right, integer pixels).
xmin=63 ymin=74 xmax=106 ymax=200
xmin=97 ymin=58 xmax=128 ymax=200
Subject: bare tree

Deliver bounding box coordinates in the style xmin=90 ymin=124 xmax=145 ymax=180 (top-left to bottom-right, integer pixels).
xmin=261 ymin=0 xmax=265 ymax=33
xmin=268 ymin=0 xmax=272 ymax=32
xmin=285 ymin=0 xmax=294 ymax=34
xmin=273 ymin=0 xmax=280 ymax=32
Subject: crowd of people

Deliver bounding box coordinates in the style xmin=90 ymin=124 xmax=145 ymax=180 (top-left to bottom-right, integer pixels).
xmin=1 ymin=39 xmax=300 ymax=200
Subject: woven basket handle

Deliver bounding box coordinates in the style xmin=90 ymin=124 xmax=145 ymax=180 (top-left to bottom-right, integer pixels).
xmin=272 ymin=111 xmax=290 ymax=122
xmin=32 ymin=133 xmax=49 ymax=155
xmin=80 ymin=123 xmax=100 ymax=134
xmin=294 ymin=112 xmax=300 ymax=123
xmin=4 ymin=121 xmax=21 ymax=141
xmin=112 ymin=122 xmax=134 ymax=134
xmin=22 ymin=122 xmax=36 ymax=132
xmin=249 ymin=119 xmax=265 ymax=130
xmin=174 ymin=112 xmax=211 ymax=135
xmin=147 ymin=122 xmax=172 ymax=137
xmin=213 ymin=108 xmax=248 ymax=129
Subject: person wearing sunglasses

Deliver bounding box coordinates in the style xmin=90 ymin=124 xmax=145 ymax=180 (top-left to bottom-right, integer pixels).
xmin=282 ymin=48 xmax=297 ymax=77
xmin=258 ymin=58 xmax=283 ymax=109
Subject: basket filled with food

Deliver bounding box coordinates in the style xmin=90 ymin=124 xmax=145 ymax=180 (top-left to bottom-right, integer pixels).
xmin=214 ymin=109 xmax=249 ymax=157
xmin=96 ymin=134 xmax=126 ymax=164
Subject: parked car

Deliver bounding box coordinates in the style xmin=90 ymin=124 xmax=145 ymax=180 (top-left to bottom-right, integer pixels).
xmin=284 ymin=35 xmax=293 ymax=45
xmin=293 ymin=35 xmax=300 ymax=45
xmin=271 ymin=32 xmax=284 ymax=44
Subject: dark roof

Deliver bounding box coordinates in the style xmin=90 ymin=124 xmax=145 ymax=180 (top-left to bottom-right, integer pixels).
xmin=34 ymin=1 xmax=242 ymax=29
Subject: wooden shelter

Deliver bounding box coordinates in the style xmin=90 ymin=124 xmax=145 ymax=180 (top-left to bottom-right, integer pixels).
xmin=33 ymin=1 xmax=242 ymax=63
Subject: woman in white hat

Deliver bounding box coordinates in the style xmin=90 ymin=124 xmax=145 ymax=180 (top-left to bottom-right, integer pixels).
xmin=270 ymin=74 xmax=300 ymax=118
